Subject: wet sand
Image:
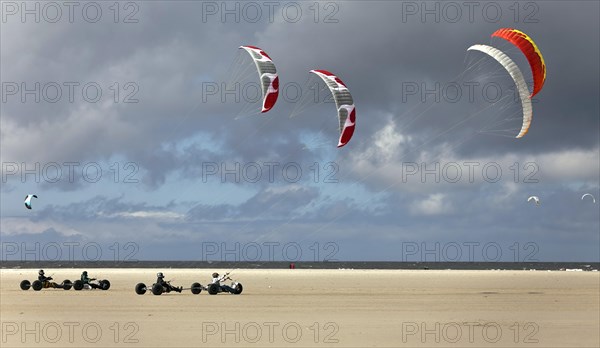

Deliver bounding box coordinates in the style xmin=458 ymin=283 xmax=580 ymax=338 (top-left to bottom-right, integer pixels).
xmin=1 ymin=269 xmax=598 ymax=347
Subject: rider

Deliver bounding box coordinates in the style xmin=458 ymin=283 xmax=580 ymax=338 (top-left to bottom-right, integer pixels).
xmin=211 ymin=272 xmax=234 ymax=293
xmin=156 ymin=272 xmax=182 ymax=293
xmin=38 ymin=269 xmax=52 ymax=282
xmin=38 ymin=269 xmax=58 ymax=288
xmin=81 ymin=271 xmax=99 ymax=289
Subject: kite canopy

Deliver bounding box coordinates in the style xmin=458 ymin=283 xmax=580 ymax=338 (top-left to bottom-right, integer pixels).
xmin=581 ymin=193 xmax=596 ymax=203
xmin=24 ymin=194 xmax=38 ymax=210
xmin=309 ymin=69 xmax=356 ymax=147
xmin=239 ymin=46 xmax=279 ymax=113
xmin=491 ymin=28 xmax=546 ymax=97
xmin=527 ymin=196 xmax=540 ymax=206
xmin=467 ymin=44 xmax=533 ymax=138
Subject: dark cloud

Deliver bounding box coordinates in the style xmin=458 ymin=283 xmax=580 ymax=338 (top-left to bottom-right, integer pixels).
xmin=1 ymin=1 xmax=598 ymax=261
xmin=186 ymin=185 xmax=319 ymax=221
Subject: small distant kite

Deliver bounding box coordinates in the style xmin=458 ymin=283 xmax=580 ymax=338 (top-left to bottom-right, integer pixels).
xmin=581 ymin=193 xmax=596 ymax=203
xmin=24 ymin=194 xmax=38 ymax=209
xmin=527 ymin=196 xmax=540 ymax=206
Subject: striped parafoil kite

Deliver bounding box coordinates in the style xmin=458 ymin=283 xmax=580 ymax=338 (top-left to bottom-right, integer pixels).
xmin=491 ymin=28 xmax=546 ymax=97
xmin=581 ymin=193 xmax=596 ymax=203
xmin=309 ymin=70 xmax=356 ymax=147
xmin=238 ymin=46 xmax=279 ymax=113
xmin=467 ymin=45 xmax=532 ymax=138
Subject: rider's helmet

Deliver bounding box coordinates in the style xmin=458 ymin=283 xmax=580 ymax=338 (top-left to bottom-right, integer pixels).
xmin=82 ymin=271 xmax=88 ymax=275
xmin=212 ymin=272 xmax=219 ymax=278
xmin=39 ymin=269 xmax=44 ymax=275
xmin=157 ymin=272 xmax=164 ymax=278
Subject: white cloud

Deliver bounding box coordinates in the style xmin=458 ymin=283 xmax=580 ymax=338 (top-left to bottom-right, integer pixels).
xmin=349 ymin=134 xmax=599 ymax=194
xmin=0 ymin=217 xmax=81 ymax=237
xmin=371 ymin=120 xmax=410 ymax=162
xmin=534 ymin=149 xmax=599 ymax=182
xmin=409 ymin=193 xmax=452 ymax=216
xmin=109 ymin=211 xmax=184 ymax=220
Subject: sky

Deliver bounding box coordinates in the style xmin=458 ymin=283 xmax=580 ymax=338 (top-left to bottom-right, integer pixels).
xmin=1 ymin=1 xmax=599 ymax=262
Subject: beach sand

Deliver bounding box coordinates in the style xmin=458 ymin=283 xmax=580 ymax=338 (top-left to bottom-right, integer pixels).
xmin=1 ymin=269 xmax=598 ymax=347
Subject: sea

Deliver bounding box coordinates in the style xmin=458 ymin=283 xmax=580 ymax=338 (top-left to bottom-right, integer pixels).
xmin=1 ymin=261 xmax=598 ymax=271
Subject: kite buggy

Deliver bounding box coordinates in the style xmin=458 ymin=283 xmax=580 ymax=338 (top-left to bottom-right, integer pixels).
xmin=135 ymin=272 xmax=202 ymax=295
xmin=203 ymin=272 xmax=243 ymax=295
xmin=20 ymin=270 xmax=72 ymax=291
xmin=73 ymin=271 xmax=111 ymax=291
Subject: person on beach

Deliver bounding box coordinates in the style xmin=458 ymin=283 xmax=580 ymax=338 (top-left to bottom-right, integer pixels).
xmin=80 ymin=271 xmax=100 ymax=289
xmin=156 ymin=272 xmax=182 ymax=292
xmin=211 ymin=272 xmax=234 ymax=293
xmin=38 ymin=269 xmax=59 ymax=288
xmin=38 ymin=269 xmax=52 ymax=282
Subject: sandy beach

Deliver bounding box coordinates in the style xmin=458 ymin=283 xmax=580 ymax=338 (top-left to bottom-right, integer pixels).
xmin=1 ymin=269 xmax=598 ymax=347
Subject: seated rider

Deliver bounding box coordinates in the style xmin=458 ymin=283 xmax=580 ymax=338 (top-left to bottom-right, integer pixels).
xmin=212 ymin=272 xmax=234 ymax=293
xmin=81 ymin=271 xmax=99 ymax=289
xmin=156 ymin=272 xmax=182 ymax=292
xmin=38 ymin=269 xmax=57 ymax=287
xmin=38 ymin=269 xmax=52 ymax=283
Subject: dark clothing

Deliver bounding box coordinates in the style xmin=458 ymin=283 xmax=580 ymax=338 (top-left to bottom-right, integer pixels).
xmin=221 ymin=284 xmax=234 ymax=293
xmin=156 ymin=276 xmax=181 ymax=292
xmin=38 ymin=275 xmax=52 ymax=282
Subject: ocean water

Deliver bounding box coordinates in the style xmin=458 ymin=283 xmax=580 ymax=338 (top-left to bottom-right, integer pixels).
xmin=1 ymin=261 xmax=598 ymax=271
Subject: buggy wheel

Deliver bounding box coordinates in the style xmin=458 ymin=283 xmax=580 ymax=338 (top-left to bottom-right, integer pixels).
xmin=191 ymin=282 xmax=202 ymax=294
xmin=151 ymin=283 xmax=164 ymax=295
xmin=62 ymin=280 xmax=72 ymax=290
xmin=233 ymin=283 xmax=243 ymax=295
xmin=20 ymin=280 xmax=31 ymax=290
xmin=32 ymin=280 xmax=43 ymax=291
xmin=73 ymin=280 xmax=84 ymax=291
xmin=135 ymin=283 xmax=147 ymax=295
xmin=101 ymin=280 xmax=110 ymax=290
xmin=208 ymin=283 xmax=220 ymax=295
